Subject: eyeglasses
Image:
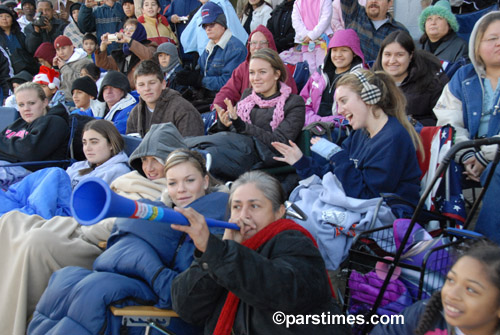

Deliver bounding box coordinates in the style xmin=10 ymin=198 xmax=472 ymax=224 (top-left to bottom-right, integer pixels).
xmin=481 ymin=36 xmax=500 ymax=44
xmin=202 ymin=23 xmax=216 ymax=30
xmin=249 ymin=41 xmax=268 ymax=47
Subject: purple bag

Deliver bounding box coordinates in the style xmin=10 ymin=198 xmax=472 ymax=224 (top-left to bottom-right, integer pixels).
xmin=348 ymin=270 xmax=412 ymax=316
xmin=393 ymin=219 xmax=452 ymax=275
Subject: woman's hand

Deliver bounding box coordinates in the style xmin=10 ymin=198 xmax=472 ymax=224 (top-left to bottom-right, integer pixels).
xmin=302 ymin=36 xmax=311 ymax=44
xmin=310 ymin=136 xmax=321 ymax=145
xmin=272 ymin=140 xmax=303 ymax=165
xmin=222 ymin=227 xmax=244 ymax=244
xmin=223 ymin=217 xmax=256 ymax=244
xmin=171 ymin=207 xmax=210 ymax=252
xmin=224 ymin=98 xmax=238 ymax=120
xmin=214 ymin=104 xmax=232 ymax=127
xmin=115 ymin=32 xmax=128 ymax=44
xmin=463 ymin=156 xmax=486 ymax=182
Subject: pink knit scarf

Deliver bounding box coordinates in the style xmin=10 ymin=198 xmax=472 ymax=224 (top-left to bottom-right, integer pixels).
xmin=236 ymin=83 xmax=292 ymax=131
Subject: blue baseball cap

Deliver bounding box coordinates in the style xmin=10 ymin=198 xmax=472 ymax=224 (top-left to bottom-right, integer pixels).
xmin=200 ymin=2 xmax=226 ymax=27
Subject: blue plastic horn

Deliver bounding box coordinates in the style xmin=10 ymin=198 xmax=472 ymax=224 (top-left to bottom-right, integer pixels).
xmin=71 ymin=177 xmax=239 ymax=230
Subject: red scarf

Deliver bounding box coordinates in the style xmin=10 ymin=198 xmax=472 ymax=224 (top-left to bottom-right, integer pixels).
xmin=213 ymin=218 xmax=335 ymax=335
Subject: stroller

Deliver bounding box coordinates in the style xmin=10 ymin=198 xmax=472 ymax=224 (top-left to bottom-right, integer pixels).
xmin=340 ymin=136 xmax=500 ymax=334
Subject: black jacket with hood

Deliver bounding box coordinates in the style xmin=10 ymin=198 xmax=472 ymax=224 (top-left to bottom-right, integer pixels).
xmin=266 ymin=0 xmax=295 ymax=53
xmin=128 ymin=122 xmax=188 ymax=176
xmin=0 ymin=103 xmax=70 ymax=170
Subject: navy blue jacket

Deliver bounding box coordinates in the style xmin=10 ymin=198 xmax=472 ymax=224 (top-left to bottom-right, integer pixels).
xmin=294 ymin=116 xmax=421 ymax=203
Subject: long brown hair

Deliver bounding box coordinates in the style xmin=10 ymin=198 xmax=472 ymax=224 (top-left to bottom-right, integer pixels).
xmin=250 ymin=48 xmax=288 ymax=83
xmin=79 ymin=120 xmax=124 ymax=175
xmin=336 ymin=69 xmax=424 ymax=157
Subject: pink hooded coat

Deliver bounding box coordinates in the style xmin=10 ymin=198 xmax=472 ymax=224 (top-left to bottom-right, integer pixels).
xmin=300 ymin=29 xmax=367 ymax=126
xmin=212 ymin=25 xmax=298 ymax=110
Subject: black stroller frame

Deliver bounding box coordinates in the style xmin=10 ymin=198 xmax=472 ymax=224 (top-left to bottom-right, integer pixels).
xmin=341 ymin=137 xmax=500 ymax=334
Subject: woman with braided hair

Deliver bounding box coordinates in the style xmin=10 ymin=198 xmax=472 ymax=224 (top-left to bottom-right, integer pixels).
xmin=372 ymin=240 xmax=500 ymax=335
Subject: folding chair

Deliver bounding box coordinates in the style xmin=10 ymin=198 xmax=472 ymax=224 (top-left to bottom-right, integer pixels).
xmin=0 ymin=107 xmax=19 ymax=131
xmin=111 ymin=306 xmax=179 ymax=335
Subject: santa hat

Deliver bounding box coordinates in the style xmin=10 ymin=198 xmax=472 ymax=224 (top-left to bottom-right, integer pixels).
xmin=33 ymin=65 xmax=60 ymax=90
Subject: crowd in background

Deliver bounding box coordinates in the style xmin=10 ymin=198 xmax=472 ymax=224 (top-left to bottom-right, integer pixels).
xmin=0 ymin=0 xmax=499 ymax=334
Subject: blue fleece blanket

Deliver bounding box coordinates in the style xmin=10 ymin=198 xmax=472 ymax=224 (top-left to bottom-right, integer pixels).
xmin=0 ymin=167 xmax=72 ymax=219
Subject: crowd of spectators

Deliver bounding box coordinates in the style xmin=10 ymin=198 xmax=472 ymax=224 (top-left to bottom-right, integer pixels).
xmin=0 ymin=0 xmax=499 ymax=334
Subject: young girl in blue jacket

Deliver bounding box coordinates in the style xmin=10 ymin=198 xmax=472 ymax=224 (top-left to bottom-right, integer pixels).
xmin=371 ymin=240 xmax=500 ymax=335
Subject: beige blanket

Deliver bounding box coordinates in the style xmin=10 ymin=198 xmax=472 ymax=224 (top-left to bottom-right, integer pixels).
xmin=0 ymin=171 xmax=167 ymax=335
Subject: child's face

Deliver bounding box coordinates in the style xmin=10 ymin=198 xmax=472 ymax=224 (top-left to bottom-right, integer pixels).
xmin=71 ymin=9 xmax=79 ymax=22
xmin=330 ymin=46 xmax=354 ymax=73
xmin=158 ymin=52 xmax=170 ymax=68
xmin=72 ymin=89 xmax=93 ymax=109
xmin=123 ymin=24 xmax=136 ymax=38
xmin=122 ymin=2 xmax=135 ymax=17
xmin=56 ymin=45 xmax=74 ymax=61
xmin=135 ymin=74 xmax=166 ymax=107
xmin=37 ymin=58 xmax=52 ymax=68
xmin=39 ymin=84 xmax=56 ymax=99
xmin=83 ymin=39 xmax=97 ymax=55
xmin=12 ymin=82 xmax=21 ymax=91
xmin=142 ymin=0 xmax=159 ymax=18
xmin=441 ymin=256 xmax=500 ymax=334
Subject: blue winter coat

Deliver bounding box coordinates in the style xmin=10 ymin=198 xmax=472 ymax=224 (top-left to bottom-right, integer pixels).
xmin=198 ymin=34 xmax=247 ymax=92
xmin=28 ymin=191 xmax=229 ymax=335
xmin=447 ymin=63 xmax=500 ymax=140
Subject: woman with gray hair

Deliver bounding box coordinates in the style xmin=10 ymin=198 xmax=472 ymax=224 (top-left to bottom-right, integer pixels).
xmin=171 ymin=170 xmax=349 ymax=335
